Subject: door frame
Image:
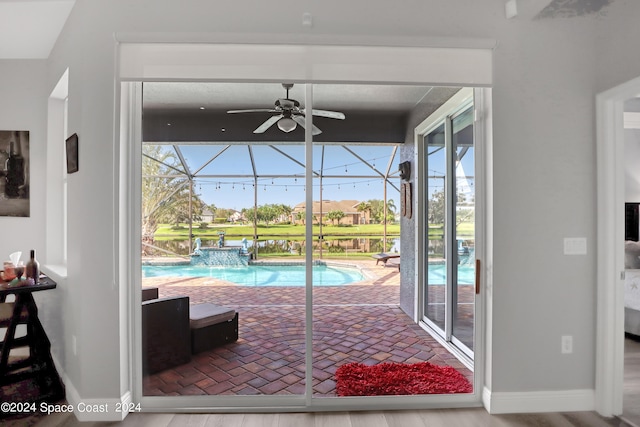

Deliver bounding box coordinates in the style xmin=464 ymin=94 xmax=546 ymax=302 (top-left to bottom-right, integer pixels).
xmin=595 ymin=75 xmax=640 ymax=417
xmin=118 ymin=40 xmax=493 ymax=411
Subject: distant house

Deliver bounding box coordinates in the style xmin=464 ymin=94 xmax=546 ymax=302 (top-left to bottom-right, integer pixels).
xmin=291 ymin=200 xmax=370 ymax=225
xmin=228 ymin=210 xmax=245 ymax=223
xmin=201 ymin=208 xmax=215 ymax=222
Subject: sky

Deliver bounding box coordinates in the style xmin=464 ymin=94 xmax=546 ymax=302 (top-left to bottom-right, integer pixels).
xmin=173 ymin=144 xmax=404 ymax=211
xmin=147 ymin=136 xmax=476 ymax=213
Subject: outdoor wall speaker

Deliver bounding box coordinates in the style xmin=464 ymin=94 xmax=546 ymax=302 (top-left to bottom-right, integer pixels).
xmin=399 ymin=161 xmax=411 ymax=181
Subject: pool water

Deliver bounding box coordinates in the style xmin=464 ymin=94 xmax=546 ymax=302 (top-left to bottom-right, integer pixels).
xmin=141 ymin=264 xmax=364 ymax=287
xmin=428 ymin=264 xmax=475 ymax=285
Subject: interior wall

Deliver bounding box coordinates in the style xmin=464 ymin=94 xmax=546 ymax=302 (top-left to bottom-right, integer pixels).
xmin=31 ymin=0 xmax=635 ymax=409
xmin=595 ymin=1 xmax=640 ymax=93
xmin=0 ymin=59 xmax=80 ymax=396
xmin=491 ymin=19 xmax=598 ymax=392
xmin=0 ymin=60 xmax=65 ymax=363
xmin=0 ymin=60 xmax=47 ymax=258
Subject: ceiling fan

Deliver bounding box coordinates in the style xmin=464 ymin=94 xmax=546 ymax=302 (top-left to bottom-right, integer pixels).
xmin=227 ymin=83 xmax=345 ymax=135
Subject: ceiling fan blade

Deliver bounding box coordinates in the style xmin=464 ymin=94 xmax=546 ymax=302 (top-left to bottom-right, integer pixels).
xmin=227 ymin=109 xmax=275 ymax=114
xmin=306 ymin=109 xmax=346 ymax=120
xmin=293 ymin=115 xmax=322 ymax=135
xmin=253 ymin=115 xmax=282 ymax=133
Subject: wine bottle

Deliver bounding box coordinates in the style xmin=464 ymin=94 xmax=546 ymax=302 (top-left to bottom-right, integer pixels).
xmin=5 ymin=137 xmax=24 ymax=198
xmin=25 ymin=249 xmax=39 ymax=283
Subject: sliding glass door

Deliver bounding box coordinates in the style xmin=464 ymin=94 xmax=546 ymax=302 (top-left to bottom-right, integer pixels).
xmin=423 ymin=94 xmax=475 ymax=359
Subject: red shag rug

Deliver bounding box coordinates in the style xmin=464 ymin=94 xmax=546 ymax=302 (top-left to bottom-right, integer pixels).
xmin=335 ymin=361 xmax=473 ymax=396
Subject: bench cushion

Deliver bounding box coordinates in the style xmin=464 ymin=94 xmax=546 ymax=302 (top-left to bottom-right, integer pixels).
xmin=190 ymin=303 xmax=236 ymax=329
xmin=141 ymin=286 xmax=159 ymax=302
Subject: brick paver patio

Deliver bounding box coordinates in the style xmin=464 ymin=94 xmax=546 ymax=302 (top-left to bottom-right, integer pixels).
xmin=142 ymin=259 xmax=474 ymax=396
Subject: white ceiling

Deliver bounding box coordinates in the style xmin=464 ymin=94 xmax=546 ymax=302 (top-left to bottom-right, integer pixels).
xmin=0 ymin=0 xmax=75 ymax=59
xmin=1 ymin=0 xmax=617 ymax=61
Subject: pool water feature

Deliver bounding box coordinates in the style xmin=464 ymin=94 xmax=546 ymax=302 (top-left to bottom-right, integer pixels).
xmin=142 ymin=264 xmax=365 ymax=287
xmin=191 ymin=246 xmax=250 ymax=267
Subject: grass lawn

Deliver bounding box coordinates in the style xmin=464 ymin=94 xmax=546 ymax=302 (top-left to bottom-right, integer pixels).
xmin=155 ymin=223 xmax=401 ymax=240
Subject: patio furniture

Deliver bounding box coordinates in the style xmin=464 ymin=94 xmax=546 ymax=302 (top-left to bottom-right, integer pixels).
xmin=189 ymin=303 xmax=239 ymax=354
xmin=142 ymin=286 xmax=159 ymax=301
xmin=142 ymin=295 xmax=191 ymax=374
xmin=372 ymin=253 xmax=400 ymax=266
xmin=386 ymin=257 xmax=400 ymax=271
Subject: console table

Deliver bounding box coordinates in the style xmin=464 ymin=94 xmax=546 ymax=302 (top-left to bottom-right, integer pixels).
xmin=0 ymin=276 xmax=64 ymax=404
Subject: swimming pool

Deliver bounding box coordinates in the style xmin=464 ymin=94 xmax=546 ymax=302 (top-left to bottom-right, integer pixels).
xmin=428 ymin=264 xmax=475 ymax=285
xmin=141 ymin=264 xmax=364 ymax=287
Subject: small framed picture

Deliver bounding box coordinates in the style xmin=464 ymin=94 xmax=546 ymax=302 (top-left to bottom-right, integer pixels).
xmin=66 ymin=133 xmax=78 ymax=174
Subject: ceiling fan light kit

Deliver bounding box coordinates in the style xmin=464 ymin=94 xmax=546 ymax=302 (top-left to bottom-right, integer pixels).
xmin=227 ymin=83 xmax=345 ymax=135
xmin=277 ymin=117 xmax=297 ymax=133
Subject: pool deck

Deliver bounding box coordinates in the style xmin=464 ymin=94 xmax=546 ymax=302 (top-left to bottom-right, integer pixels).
xmin=142 ymin=258 xmax=474 ymax=397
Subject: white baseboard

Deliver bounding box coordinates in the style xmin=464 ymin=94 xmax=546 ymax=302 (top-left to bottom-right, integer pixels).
xmin=52 ymin=354 xmax=131 ymax=422
xmin=483 ymin=386 xmax=595 ymax=414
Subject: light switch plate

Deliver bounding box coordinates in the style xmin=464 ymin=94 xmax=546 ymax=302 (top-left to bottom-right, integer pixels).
xmin=564 ymin=237 xmax=587 ymax=255
xmin=505 ymin=0 xmax=518 ymax=19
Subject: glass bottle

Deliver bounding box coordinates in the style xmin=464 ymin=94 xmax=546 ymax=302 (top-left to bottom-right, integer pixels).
xmin=5 ymin=135 xmax=25 ymax=198
xmin=25 ymin=249 xmax=39 ymax=283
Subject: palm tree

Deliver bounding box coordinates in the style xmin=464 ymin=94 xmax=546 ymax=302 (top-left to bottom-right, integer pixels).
xmin=325 ymin=209 xmax=345 ymax=225
xmin=385 ymin=199 xmax=397 ymax=223
xmin=296 ymin=210 xmax=306 ymax=225
xmin=141 ymin=145 xmax=192 ymax=250
xmin=356 ymin=201 xmax=371 ymax=224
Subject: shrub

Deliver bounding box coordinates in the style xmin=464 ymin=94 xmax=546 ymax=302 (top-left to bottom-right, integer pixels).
xmin=327 ymin=245 xmax=345 ymax=254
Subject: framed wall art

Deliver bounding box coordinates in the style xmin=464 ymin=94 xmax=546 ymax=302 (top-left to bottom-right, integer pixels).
xmin=66 ymin=133 xmax=79 ymax=174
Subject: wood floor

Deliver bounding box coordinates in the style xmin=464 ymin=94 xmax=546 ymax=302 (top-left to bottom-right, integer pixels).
xmin=24 ymin=409 xmax=634 ymax=427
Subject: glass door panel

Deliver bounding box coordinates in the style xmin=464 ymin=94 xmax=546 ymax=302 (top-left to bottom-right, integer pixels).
xmin=140 ymin=82 xmax=307 ymax=397
xmin=422 ymin=97 xmax=475 ymax=360
xmin=425 ymin=123 xmax=447 ymax=333
xmin=452 ymin=107 xmax=475 ymax=354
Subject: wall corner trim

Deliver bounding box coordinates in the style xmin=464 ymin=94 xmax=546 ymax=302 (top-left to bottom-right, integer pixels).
xmin=483 ymin=388 xmax=595 ymax=414
xmin=65 ymin=377 xmax=130 ymax=422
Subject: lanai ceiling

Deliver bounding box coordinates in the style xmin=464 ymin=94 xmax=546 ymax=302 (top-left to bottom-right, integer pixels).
xmin=142 ymin=82 xmax=461 ymax=144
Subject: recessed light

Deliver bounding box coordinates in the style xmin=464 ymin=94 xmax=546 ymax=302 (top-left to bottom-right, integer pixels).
xmin=199 ymin=106 xmax=205 ymax=110
xmin=167 ymin=123 xmax=172 ymax=126
xmin=221 ymin=128 xmax=226 ymax=132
